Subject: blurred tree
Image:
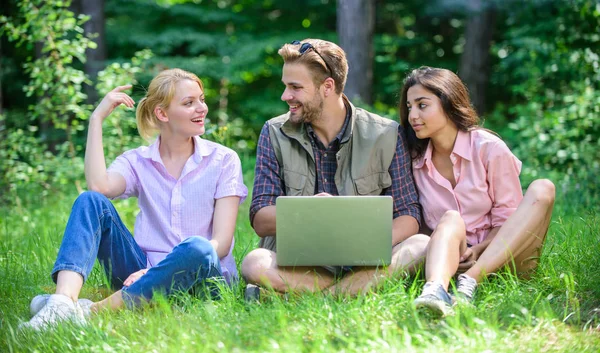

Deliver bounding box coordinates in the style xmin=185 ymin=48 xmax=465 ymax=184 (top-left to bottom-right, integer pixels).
xmin=459 ymin=0 xmax=496 ymax=115
xmin=1 ymin=0 xmax=98 ymax=194
xmin=372 ymin=0 xmax=465 ymax=115
xmin=337 ymin=0 xmax=374 ymax=104
xmin=101 ymin=0 xmax=338 ymax=153
xmin=2 ymin=0 xmax=598 ymax=196
xmin=489 ymin=0 xmax=600 ymax=204
xmin=0 ymin=40 xmax=3 ymax=117
xmin=81 ymin=0 xmax=107 ymax=104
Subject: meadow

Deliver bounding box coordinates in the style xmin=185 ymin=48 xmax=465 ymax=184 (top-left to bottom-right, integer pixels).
xmin=1 ymin=169 xmax=599 ymax=352
xmin=2 ymin=1 xmax=600 ymax=351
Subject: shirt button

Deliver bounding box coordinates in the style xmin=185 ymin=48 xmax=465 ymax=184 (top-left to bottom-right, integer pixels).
xmin=324 ymin=153 xmax=328 ymax=157
xmin=324 ymin=178 xmax=328 ymax=183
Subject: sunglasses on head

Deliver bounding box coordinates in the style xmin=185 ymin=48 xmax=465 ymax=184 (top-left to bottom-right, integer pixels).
xmin=290 ymin=40 xmax=333 ymax=76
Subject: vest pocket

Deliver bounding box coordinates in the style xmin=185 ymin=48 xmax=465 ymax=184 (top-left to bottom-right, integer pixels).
xmin=283 ymin=169 xmax=308 ymax=196
xmin=354 ymin=172 xmax=392 ymax=195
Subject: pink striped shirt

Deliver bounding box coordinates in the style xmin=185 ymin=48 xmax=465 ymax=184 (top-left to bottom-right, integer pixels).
xmin=107 ymin=136 xmax=248 ymax=282
xmin=413 ymin=129 xmax=523 ymax=245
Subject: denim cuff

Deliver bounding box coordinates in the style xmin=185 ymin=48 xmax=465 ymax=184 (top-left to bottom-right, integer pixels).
xmin=51 ymin=264 xmax=88 ymax=284
xmin=121 ymin=286 xmax=142 ymax=310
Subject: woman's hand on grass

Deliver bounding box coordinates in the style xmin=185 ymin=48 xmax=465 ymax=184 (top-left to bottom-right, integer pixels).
xmin=123 ymin=268 xmax=148 ymax=286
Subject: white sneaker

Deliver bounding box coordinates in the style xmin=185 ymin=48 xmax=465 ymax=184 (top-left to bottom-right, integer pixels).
xmin=20 ymin=294 xmax=86 ymax=331
xmin=454 ymin=273 xmax=478 ymax=305
xmin=414 ymin=281 xmax=454 ymax=317
xmin=30 ymin=294 xmax=93 ymax=317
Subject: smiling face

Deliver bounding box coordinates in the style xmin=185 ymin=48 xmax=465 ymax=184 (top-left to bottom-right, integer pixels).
xmin=406 ymin=84 xmax=456 ymax=140
xmin=280 ymin=63 xmax=324 ymax=124
xmin=160 ymin=79 xmax=208 ymax=137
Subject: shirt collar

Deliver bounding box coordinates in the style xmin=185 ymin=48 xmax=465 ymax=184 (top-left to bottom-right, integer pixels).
xmin=453 ymin=130 xmax=472 ymax=161
xmin=146 ymin=137 xmax=162 ymax=163
xmin=413 ymin=141 xmax=433 ymax=169
xmin=413 ymin=130 xmax=472 ymax=169
xmin=143 ymin=135 xmax=212 ymax=165
xmin=281 ymin=94 xmax=353 ymax=144
xmin=339 ymin=95 xmax=353 ymax=143
xmin=305 ymin=104 xmax=351 ymax=148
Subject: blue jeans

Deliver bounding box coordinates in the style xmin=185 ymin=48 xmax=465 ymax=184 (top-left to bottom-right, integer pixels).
xmin=52 ymin=191 xmax=224 ymax=308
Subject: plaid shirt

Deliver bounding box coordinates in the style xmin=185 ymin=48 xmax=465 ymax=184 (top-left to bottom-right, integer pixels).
xmin=306 ymin=111 xmax=351 ymax=195
xmin=250 ymin=112 xmax=421 ymax=225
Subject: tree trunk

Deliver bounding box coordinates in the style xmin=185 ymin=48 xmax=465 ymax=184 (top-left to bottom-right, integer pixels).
xmin=337 ymin=0 xmax=374 ymax=105
xmin=459 ymin=0 xmax=496 ymax=116
xmin=0 ymin=39 xmax=4 ymax=119
xmin=81 ymin=0 xmax=106 ymax=104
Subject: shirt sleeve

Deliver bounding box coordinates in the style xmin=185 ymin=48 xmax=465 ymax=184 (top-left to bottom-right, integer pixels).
xmin=215 ymin=150 xmax=248 ymax=204
xmin=249 ymin=123 xmax=285 ymax=225
xmin=384 ymin=125 xmax=422 ymax=224
xmin=486 ymin=139 xmax=523 ymax=228
xmin=106 ymin=152 xmax=138 ymax=199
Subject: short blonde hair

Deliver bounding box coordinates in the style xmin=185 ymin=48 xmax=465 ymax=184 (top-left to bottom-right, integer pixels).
xmin=278 ymin=39 xmax=348 ymax=94
xmin=136 ymin=68 xmax=204 ymax=140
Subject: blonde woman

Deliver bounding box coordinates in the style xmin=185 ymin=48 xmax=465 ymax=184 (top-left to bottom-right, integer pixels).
xmin=22 ymin=69 xmax=247 ymax=330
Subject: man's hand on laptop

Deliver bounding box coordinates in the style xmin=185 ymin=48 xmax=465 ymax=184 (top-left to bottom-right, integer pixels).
xmin=314 ymin=192 xmax=333 ymax=197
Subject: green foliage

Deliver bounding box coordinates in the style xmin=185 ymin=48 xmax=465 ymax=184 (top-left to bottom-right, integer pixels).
xmin=374 ymin=1 xmax=465 ymax=107
xmin=97 ymin=0 xmax=347 ymax=158
xmin=0 ymin=122 xmax=53 ymax=202
xmin=503 ymin=82 xmax=600 ymax=202
xmin=95 ymin=50 xmax=154 ymax=162
xmin=0 ymin=116 xmax=84 ymax=207
xmin=0 ymin=2 xmax=152 ymax=206
xmin=98 ymin=0 xmax=469 ymax=155
xmin=2 ymin=0 xmax=600 ymax=209
xmin=489 ymin=0 xmax=600 ymax=206
xmin=0 ymin=0 xmax=95 ymax=130
xmin=204 ymin=118 xmax=258 ymax=154
xmin=0 ymin=0 xmax=94 ymax=203
xmin=103 ymin=0 xmax=336 ymax=135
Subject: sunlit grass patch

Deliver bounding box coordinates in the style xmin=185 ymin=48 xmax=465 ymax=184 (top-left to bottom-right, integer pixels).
xmin=1 ymin=187 xmax=599 ymax=352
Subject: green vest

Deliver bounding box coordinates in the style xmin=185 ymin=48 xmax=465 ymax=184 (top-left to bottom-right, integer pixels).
xmin=259 ymin=99 xmax=399 ymax=251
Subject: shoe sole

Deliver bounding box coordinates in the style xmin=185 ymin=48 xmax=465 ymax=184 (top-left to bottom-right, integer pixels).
xmin=414 ymin=297 xmax=454 ymax=317
xmin=30 ymin=294 xmax=93 ymax=317
xmin=244 ymin=284 xmax=261 ymax=303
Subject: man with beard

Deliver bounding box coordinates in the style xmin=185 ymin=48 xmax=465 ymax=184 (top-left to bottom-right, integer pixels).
xmin=241 ymin=39 xmax=427 ymax=297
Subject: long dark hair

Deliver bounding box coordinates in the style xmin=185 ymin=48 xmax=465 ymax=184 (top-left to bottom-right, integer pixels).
xmin=399 ymin=66 xmax=480 ymax=159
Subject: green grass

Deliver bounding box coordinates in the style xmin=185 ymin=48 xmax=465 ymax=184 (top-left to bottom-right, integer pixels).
xmin=1 ymin=185 xmax=600 ymax=352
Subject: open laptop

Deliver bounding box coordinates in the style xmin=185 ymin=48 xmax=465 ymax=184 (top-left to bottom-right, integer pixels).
xmin=276 ymin=196 xmax=392 ymax=267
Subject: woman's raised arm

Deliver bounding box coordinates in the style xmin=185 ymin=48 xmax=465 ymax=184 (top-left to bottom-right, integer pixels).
xmin=84 ymin=85 xmax=134 ymax=197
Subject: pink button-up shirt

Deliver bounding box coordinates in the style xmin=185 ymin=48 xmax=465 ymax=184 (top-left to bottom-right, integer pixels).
xmin=413 ymin=129 xmax=523 ymax=245
xmin=107 ymin=136 xmax=248 ymax=282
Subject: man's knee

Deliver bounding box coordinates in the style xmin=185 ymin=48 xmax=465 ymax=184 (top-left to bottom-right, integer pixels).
xmin=398 ymin=233 xmax=429 ymax=253
xmin=241 ymin=248 xmax=273 ymax=283
xmin=390 ymin=234 xmax=429 ymax=271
